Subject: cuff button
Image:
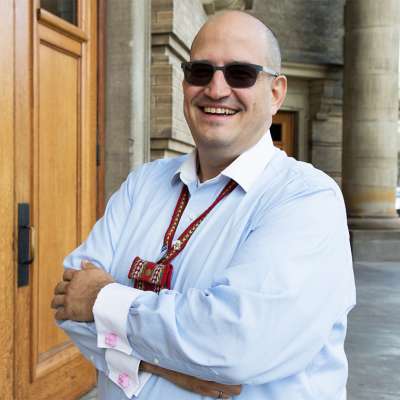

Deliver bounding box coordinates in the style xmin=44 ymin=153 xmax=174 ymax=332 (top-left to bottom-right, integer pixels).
xmin=105 ymin=332 xmax=118 ymax=348
xmin=118 ymin=372 xmax=130 ymax=389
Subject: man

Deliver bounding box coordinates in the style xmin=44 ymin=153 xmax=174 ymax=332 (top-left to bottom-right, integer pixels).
xmin=52 ymin=10 xmax=356 ymax=400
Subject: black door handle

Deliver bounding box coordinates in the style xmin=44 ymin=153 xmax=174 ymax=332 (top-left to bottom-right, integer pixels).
xmin=18 ymin=203 xmax=34 ymax=287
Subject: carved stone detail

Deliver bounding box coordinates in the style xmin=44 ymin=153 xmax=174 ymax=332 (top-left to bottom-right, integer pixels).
xmin=309 ymin=78 xmax=343 ymax=186
xmin=202 ymin=0 xmax=253 ymax=15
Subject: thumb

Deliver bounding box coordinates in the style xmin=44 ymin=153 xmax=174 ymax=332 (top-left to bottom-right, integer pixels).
xmin=81 ymin=260 xmax=97 ymax=270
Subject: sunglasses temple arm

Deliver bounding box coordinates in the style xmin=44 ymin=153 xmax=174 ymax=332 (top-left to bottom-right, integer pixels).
xmin=262 ymin=66 xmax=280 ymax=77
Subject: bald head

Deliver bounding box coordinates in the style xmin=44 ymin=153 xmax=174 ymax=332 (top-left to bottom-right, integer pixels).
xmin=191 ymin=11 xmax=281 ymax=73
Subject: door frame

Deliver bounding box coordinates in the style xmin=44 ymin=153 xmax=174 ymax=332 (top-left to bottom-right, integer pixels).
xmin=0 ymin=1 xmax=15 ymax=398
xmin=97 ymin=0 xmax=106 ymax=216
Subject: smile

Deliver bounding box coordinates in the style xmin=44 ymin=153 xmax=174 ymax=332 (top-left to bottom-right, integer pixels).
xmin=200 ymin=106 xmax=239 ymax=116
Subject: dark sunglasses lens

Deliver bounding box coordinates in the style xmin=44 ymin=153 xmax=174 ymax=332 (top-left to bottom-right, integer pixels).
xmin=185 ymin=62 xmax=214 ymax=86
xmin=225 ymin=64 xmax=258 ymax=88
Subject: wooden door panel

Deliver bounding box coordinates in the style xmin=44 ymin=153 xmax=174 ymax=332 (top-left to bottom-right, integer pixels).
xmin=271 ymin=111 xmax=296 ymax=156
xmin=37 ymin=43 xmax=79 ymax=355
xmin=14 ymin=1 xmax=97 ymax=398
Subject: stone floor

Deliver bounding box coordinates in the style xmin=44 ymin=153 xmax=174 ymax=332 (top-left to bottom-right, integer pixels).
xmin=346 ymin=261 xmax=400 ymax=399
xmin=79 ymin=261 xmax=400 ymax=399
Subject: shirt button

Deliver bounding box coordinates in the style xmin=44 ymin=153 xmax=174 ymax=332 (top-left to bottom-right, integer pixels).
xmin=118 ymin=372 xmax=130 ymax=388
xmin=153 ymin=357 xmax=160 ymax=364
xmin=105 ymin=332 xmax=118 ymax=348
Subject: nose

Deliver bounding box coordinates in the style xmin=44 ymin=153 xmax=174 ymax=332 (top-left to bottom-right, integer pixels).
xmin=204 ymin=70 xmax=232 ymax=99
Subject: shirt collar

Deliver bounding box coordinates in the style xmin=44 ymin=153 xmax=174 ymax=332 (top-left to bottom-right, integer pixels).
xmin=172 ymin=131 xmax=275 ymax=192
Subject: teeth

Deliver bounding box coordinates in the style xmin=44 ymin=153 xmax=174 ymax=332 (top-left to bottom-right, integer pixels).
xmin=203 ymin=107 xmax=236 ymax=115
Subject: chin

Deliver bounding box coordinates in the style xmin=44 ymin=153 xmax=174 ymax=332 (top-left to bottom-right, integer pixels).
xmin=195 ymin=131 xmax=236 ymax=148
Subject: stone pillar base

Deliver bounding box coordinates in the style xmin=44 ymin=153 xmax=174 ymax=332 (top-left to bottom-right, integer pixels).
xmin=348 ymin=216 xmax=400 ymax=230
xmin=350 ymin=229 xmax=400 ymax=262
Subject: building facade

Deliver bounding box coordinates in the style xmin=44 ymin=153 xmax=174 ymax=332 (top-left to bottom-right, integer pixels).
xmin=105 ymin=0 xmax=345 ymax=198
xmin=105 ymin=0 xmax=400 ymax=231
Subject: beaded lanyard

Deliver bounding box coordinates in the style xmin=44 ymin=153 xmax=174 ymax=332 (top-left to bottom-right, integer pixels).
xmin=128 ymin=179 xmax=238 ymax=292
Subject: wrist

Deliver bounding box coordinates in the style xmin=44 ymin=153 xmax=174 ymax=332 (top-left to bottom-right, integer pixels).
xmin=140 ymin=361 xmax=155 ymax=374
xmin=98 ymin=278 xmax=114 ymax=292
xmin=90 ymin=280 xmax=114 ymax=319
xmin=94 ymin=279 xmax=114 ymax=300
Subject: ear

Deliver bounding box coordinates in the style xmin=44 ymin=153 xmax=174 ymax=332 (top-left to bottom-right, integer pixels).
xmin=270 ymin=75 xmax=287 ymax=115
xmin=182 ymin=77 xmax=190 ymax=91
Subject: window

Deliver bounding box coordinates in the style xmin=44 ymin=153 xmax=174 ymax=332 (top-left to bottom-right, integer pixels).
xmin=40 ymin=0 xmax=77 ymax=26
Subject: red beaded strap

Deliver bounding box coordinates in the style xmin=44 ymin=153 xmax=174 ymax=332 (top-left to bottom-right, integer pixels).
xmin=129 ymin=179 xmax=238 ymax=292
xmin=160 ymin=179 xmax=238 ymax=264
xmin=163 ymin=186 xmax=190 ymax=251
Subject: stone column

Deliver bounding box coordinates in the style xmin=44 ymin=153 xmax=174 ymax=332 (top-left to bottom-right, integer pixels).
xmin=105 ymin=0 xmax=152 ymax=200
xmin=342 ymin=0 xmax=400 ymax=229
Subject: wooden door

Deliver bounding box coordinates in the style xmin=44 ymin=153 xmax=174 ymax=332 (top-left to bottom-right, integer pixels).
xmin=0 ymin=1 xmax=16 ymax=398
xmin=14 ymin=1 xmax=98 ymax=399
xmin=271 ymin=111 xmax=296 ymax=157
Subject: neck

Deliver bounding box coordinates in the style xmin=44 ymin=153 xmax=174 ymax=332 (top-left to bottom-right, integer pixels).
xmin=196 ymin=149 xmax=236 ymax=182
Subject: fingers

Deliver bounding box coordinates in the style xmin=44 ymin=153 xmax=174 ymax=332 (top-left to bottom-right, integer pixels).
xmin=198 ymin=381 xmax=242 ymax=399
xmin=62 ymin=261 xmax=95 ymax=281
xmin=218 ymin=384 xmax=242 ymax=397
xmin=63 ymin=268 xmax=76 ymax=281
xmin=155 ymin=367 xmax=241 ymax=398
xmin=81 ymin=261 xmax=97 ymax=270
xmin=54 ymin=306 xmax=68 ymax=321
xmin=192 ymin=382 xmax=232 ymax=399
xmin=51 ymin=294 xmax=66 ymax=309
xmin=54 ymin=280 xmax=68 ymax=295
xmin=207 ymin=383 xmax=242 ymax=398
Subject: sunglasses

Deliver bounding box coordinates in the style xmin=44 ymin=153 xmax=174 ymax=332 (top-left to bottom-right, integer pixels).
xmin=181 ymin=61 xmax=279 ymax=88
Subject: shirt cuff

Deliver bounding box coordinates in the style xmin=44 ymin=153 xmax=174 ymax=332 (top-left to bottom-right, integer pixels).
xmin=105 ymin=348 xmax=152 ymax=398
xmin=93 ymin=282 xmax=142 ymax=354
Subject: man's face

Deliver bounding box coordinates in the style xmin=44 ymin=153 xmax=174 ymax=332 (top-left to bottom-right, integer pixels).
xmin=182 ymin=17 xmax=284 ymax=158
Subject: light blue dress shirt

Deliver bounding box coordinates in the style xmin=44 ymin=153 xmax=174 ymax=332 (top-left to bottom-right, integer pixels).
xmin=59 ymin=133 xmax=356 ymax=399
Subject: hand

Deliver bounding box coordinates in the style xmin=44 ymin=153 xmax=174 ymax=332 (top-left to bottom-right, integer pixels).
xmin=51 ymin=262 xmax=114 ymax=322
xmin=140 ymin=361 xmax=241 ymax=398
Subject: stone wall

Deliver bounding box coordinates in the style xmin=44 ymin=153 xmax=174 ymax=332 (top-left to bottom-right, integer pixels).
xmin=251 ymin=1 xmax=345 ymax=184
xmin=309 ymin=77 xmax=343 ymax=186
xmin=151 ymin=0 xmax=207 ymax=160
xmin=251 ymin=0 xmax=345 ymax=65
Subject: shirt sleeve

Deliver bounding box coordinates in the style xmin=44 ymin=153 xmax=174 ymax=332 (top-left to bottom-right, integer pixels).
xmin=57 ymin=169 xmax=152 ymax=397
xmin=93 ymin=283 xmax=143 ymax=354
xmin=92 ymin=185 xmax=356 ymax=385
xmin=63 ymin=170 xmax=135 ymax=272
xmin=58 ymin=320 xmax=151 ymax=397
xmin=57 ymin=320 xmax=107 ymax=372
